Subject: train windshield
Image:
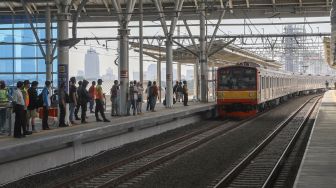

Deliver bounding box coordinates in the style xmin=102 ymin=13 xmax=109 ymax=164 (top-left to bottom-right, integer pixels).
xmin=218 ymin=67 xmax=256 ymax=90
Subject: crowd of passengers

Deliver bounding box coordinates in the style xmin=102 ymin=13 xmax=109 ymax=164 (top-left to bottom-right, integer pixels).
xmin=0 ymin=78 xmax=189 ymax=138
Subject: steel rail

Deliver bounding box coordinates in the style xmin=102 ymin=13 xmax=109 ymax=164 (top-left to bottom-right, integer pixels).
xmin=55 ymin=103 xmax=277 ymax=188
xmin=54 ymin=120 xmax=229 ymax=188
xmin=213 ymin=95 xmax=322 ymax=188
xmin=261 ymin=96 xmax=322 ymax=188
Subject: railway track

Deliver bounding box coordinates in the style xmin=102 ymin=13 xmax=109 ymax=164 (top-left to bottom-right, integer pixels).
xmin=54 ymin=108 xmax=276 ymax=188
xmin=213 ymin=95 xmax=322 ymax=188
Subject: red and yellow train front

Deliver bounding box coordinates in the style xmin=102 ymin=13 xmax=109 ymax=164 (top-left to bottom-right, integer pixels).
xmin=217 ymin=66 xmax=258 ymax=119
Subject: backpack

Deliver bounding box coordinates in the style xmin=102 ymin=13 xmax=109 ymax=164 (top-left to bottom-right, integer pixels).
xmin=37 ymin=93 xmax=43 ymax=107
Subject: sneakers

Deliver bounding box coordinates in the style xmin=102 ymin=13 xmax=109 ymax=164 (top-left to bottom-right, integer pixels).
xmin=96 ymin=119 xmax=103 ymax=122
xmin=103 ymin=119 xmax=110 ymax=122
xmin=23 ymin=131 xmax=32 ymax=135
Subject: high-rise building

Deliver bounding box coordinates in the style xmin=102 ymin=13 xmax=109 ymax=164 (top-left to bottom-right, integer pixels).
xmin=0 ymin=35 xmax=13 ymax=72
xmin=147 ymin=64 xmax=157 ymax=81
xmin=84 ymin=48 xmax=100 ymax=79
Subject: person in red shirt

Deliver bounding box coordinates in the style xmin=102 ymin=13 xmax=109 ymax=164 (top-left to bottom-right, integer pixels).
xmin=88 ymin=81 xmax=96 ymax=113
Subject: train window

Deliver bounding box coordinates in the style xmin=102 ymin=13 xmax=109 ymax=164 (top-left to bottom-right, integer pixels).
xmin=262 ymin=77 xmax=265 ymax=89
xmin=217 ymin=67 xmax=256 ymax=90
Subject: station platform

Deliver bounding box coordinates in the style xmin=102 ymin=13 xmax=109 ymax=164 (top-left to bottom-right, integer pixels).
xmin=294 ymin=90 xmax=336 ymax=188
xmin=0 ymin=102 xmax=216 ymax=185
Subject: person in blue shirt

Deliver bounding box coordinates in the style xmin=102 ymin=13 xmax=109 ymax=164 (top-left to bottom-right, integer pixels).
xmin=42 ymin=81 xmax=51 ymax=130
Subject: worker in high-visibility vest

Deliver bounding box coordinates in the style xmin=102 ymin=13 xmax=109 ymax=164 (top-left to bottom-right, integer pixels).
xmin=0 ymin=80 xmax=9 ymax=133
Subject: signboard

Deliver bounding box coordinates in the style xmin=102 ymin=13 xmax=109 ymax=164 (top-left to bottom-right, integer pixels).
xmin=120 ymin=70 xmax=128 ymax=78
xmin=58 ymin=64 xmax=69 ymax=91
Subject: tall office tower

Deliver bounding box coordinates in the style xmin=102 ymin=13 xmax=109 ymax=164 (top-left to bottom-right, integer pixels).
xmin=84 ymin=48 xmax=100 ymax=79
xmin=0 ymin=35 xmax=13 ymax=72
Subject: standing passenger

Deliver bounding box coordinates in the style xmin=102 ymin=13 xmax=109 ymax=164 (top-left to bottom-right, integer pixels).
xmin=0 ymin=81 xmax=9 ymax=133
xmin=150 ymin=81 xmax=159 ymax=112
xmin=69 ymin=77 xmax=77 ymax=125
xmin=58 ymin=82 xmax=68 ymax=127
xmin=22 ymin=80 xmax=31 ymax=133
xmin=183 ymin=80 xmax=189 ymax=106
xmin=74 ymin=80 xmax=82 ymax=120
xmin=145 ymin=81 xmax=152 ymax=111
xmin=27 ymin=81 xmax=38 ymax=132
xmin=13 ymin=81 xmax=27 ymax=138
xmin=131 ymin=80 xmax=138 ymax=115
xmin=95 ymin=79 xmax=110 ymax=122
xmin=88 ymin=81 xmax=96 ymax=113
xmin=79 ymin=80 xmax=90 ymax=123
xmin=137 ymin=82 xmax=144 ymax=114
xmin=41 ymin=81 xmax=52 ymax=130
xmin=110 ymin=80 xmax=119 ymax=116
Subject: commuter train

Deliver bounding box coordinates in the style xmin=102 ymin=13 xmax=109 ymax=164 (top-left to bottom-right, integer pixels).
xmin=216 ymin=62 xmax=331 ymax=118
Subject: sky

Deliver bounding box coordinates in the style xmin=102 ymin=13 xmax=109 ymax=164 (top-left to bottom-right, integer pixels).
xmin=68 ymin=16 xmax=331 ymax=79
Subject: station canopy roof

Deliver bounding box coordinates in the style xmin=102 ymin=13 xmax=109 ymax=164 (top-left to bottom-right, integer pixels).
xmin=130 ymin=40 xmax=282 ymax=69
xmin=0 ymin=0 xmax=331 ymax=23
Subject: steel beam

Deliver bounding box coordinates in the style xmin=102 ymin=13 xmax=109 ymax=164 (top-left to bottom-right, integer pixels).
xmin=183 ymin=19 xmax=198 ymax=51
xmin=207 ymin=9 xmax=226 ymax=53
xmin=20 ymin=0 xmax=46 ymax=59
xmin=153 ymin=0 xmax=168 ymax=36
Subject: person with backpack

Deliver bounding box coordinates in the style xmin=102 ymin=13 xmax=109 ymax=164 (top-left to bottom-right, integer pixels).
xmin=58 ymin=82 xmax=68 ymax=127
xmin=41 ymin=81 xmax=52 ymax=130
xmin=95 ymin=79 xmax=110 ymax=122
xmin=27 ymin=81 xmax=38 ymax=132
xmin=110 ymin=80 xmax=119 ymax=116
xmin=145 ymin=81 xmax=152 ymax=111
xmin=177 ymin=81 xmax=183 ymax=102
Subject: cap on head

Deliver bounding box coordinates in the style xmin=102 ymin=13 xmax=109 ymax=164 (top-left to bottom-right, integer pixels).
xmin=114 ymin=80 xmax=118 ymax=84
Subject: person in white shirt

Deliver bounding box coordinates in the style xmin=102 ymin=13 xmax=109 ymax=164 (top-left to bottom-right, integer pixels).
xmin=13 ymin=81 xmax=27 ymax=138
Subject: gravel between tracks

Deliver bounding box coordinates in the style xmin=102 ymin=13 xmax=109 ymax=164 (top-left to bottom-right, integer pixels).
xmin=128 ymin=95 xmax=319 ymax=188
xmin=4 ymin=119 xmax=223 ymax=188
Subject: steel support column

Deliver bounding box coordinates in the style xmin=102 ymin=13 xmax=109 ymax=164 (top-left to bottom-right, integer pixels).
xmin=166 ymin=38 xmax=174 ymax=107
xmin=45 ymin=6 xmax=52 ymax=82
xmin=57 ymin=12 xmax=70 ymax=90
xmin=119 ymin=28 xmax=130 ymax=115
xmin=200 ymin=2 xmax=208 ymax=102
xmin=139 ymin=0 xmax=144 ymax=83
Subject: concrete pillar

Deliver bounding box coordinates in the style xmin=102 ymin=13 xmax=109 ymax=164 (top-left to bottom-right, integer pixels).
xmin=200 ymin=2 xmax=208 ymax=102
xmin=165 ymin=38 xmax=174 ymax=107
xmin=139 ymin=0 xmax=144 ymax=83
xmin=45 ymin=6 xmax=52 ymax=82
xmin=118 ymin=27 xmax=130 ymax=115
xmin=57 ymin=12 xmax=70 ymax=90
